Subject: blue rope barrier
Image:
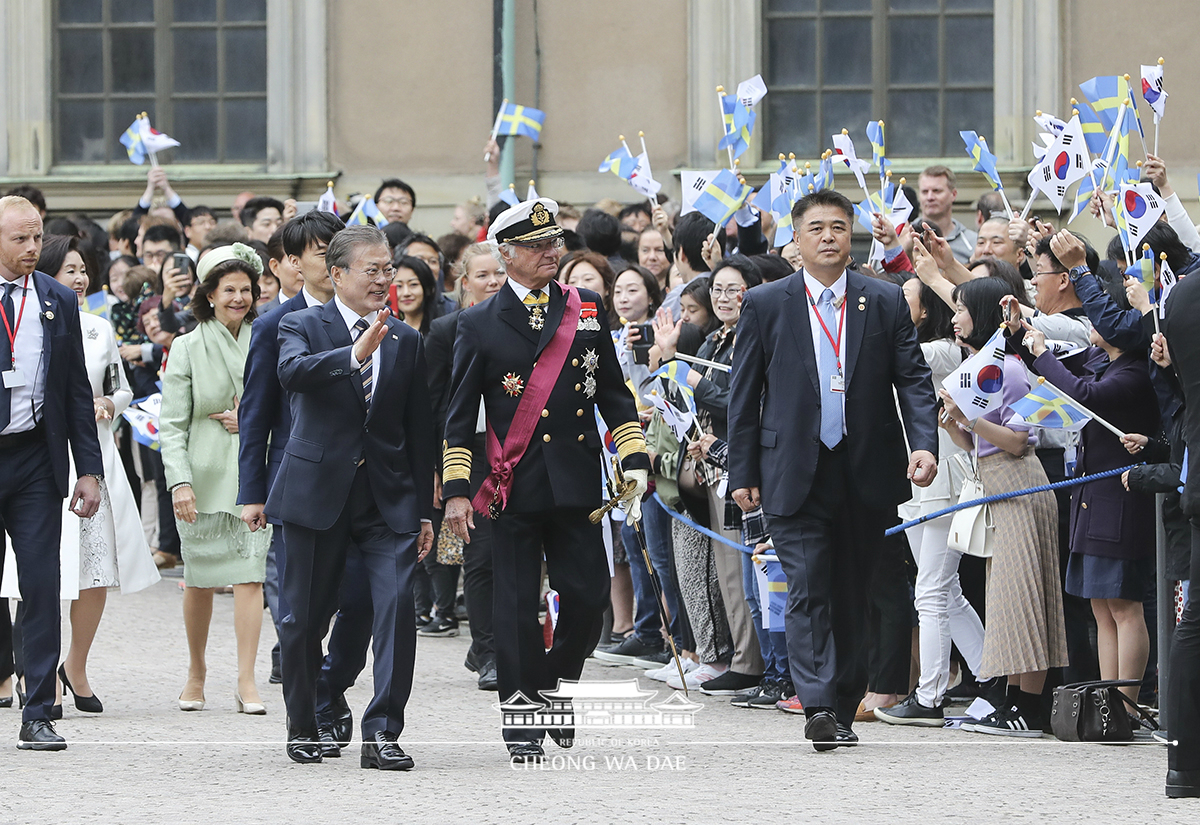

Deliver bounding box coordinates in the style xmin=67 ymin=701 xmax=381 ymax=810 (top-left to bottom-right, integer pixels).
xmin=650 ymin=492 xmax=754 ymax=555
xmin=884 ymin=463 xmax=1141 ymax=536
xmin=651 ymin=464 xmax=1142 ymax=545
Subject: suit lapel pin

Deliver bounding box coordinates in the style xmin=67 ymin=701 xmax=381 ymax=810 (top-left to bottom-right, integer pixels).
xmin=44 ymin=310 xmax=54 ymax=320
xmin=391 ymin=334 xmax=398 ymax=339
xmin=858 ymin=296 xmax=866 ymax=311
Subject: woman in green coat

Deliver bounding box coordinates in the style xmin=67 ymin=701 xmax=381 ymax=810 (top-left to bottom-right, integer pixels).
xmin=160 ymin=243 xmax=271 ymax=716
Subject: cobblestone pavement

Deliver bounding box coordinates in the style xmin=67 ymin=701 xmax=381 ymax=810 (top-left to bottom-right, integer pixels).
xmin=0 ymin=577 xmax=1188 ymax=823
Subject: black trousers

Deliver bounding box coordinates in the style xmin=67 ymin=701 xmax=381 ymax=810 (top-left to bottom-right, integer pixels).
xmin=0 ymin=598 xmax=12 ymax=684
xmin=766 ymin=445 xmax=887 ymax=728
xmin=280 ymin=466 xmax=417 ymax=739
xmin=461 ymin=452 xmax=496 ymax=663
xmin=1167 ymin=521 xmax=1200 ymax=772
xmin=493 ymin=507 xmax=609 ymax=744
xmin=0 ymin=440 xmax=63 ymax=723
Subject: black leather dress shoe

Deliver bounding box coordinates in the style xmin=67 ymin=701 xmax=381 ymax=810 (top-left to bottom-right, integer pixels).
xmin=804 ymin=709 xmax=838 ymax=752
xmin=286 ymin=728 xmax=323 ymax=764
xmin=477 ymin=661 xmax=499 ymax=692
xmin=317 ymin=726 xmax=341 ymax=758
xmin=0 ymin=696 xmax=12 ymax=709
xmin=59 ymin=665 xmax=103 ymax=714
xmin=546 ymin=727 xmax=574 ymax=749
xmin=361 ymin=731 xmax=414 ymax=770
xmin=835 ymin=723 xmax=859 ymax=747
xmin=330 ymin=694 xmax=353 ymax=748
xmin=507 ymin=742 xmax=545 ymax=763
xmin=18 ymin=720 xmax=67 ymax=751
xmin=1166 ymin=769 xmax=1200 ymax=798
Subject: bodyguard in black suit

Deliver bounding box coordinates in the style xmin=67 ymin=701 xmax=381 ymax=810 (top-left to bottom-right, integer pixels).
xmin=269 ymin=225 xmax=434 ymax=770
xmin=443 ymin=199 xmax=650 ymax=763
xmin=728 ymin=189 xmax=938 ymax=751
xmin=0 ymin=196 xmax=103 ymax=750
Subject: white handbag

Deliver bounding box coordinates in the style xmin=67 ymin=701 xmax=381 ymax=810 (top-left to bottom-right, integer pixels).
xmin=946 ymin=443 xmax=995 ymax=558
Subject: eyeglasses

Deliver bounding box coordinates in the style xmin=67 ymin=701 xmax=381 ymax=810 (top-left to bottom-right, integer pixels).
xmin=1033 ymin=269 xmax=1067 ymax=277
xmin=512 ymin=237 xmax=565 ymax=254
xmin=379 ymin=196 xmax=413 ymax=207
xmin=348 ymin=265 xmax=397 ymax=281
xmin=710 ymin=286 xmax=745 ymax=299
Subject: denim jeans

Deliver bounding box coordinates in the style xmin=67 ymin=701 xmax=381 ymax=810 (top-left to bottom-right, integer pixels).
xmin=622 ymin=498 xmax=684 ymax=650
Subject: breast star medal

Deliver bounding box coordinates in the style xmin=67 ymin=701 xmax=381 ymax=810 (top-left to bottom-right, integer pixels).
xmin=529 ymin=307 xmax=545 ymax=331
xmin=86 ymin=327 xmax=99 ymax=340
xmin=583 ymin=374 xmax=597 ymax=399
xmin=502 ymin=372 xmax=525 ymax=397
xmin=582 ymin=348 xmax=600 ymax=374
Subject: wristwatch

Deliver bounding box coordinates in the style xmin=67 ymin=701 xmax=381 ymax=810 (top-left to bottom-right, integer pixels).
xmin=1068 ymin=265 xmax=1090 ymax=283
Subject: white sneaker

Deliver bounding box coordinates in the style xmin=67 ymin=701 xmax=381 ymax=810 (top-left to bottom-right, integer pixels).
xmin=666 ymin=662 xmax=727 ymax=690
xmin=645 ymin=658 xmax=698 ymax=683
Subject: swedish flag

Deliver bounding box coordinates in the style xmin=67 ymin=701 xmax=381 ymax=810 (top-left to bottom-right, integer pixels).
xmin=865 ymin=120 xmax=889 ymax=172
xmin=345 ymin=196 xmax=388 ymax=227
xmin=498 ymin=102 xmax=546 ymax=140
xmin=83 ymin=290 xmax=109 ymax=320
xmin=1078 ymin=75 xmax=1130 ymax=133
xmin=718 ymin=95 xmax=755 ymax=160
xmin=120 ymin=117 xmax=145 ymax=165
xmin=1126 ymin=244 xmax=1156 ymax=292
xmin=960 ymin=131 xmax=1003 ymax=191
xmin=1011 ymin=381 xmax=1091 ymax=430
xmin=1104 ymin=105 xmax=1138 ymax=192
xmin=1075 ymin=104 xmax=1108 ymax=155
xmin=598 ymin=146 xmax=639 ymax=179
xmin=649 ymin=360 xmax=697 ymax=414
xmin=692 ymin=169 xmax=752 ymax=229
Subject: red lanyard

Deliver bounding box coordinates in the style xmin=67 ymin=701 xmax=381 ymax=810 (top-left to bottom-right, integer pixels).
xmin=805 ymin=284 xmax=845 ymax=373
xmin=0 ymin=275 xmax=30 ymax=366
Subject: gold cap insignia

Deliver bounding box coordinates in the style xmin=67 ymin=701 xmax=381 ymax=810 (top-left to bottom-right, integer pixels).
xmin=530 ymin=203 xmax=550 ymax=227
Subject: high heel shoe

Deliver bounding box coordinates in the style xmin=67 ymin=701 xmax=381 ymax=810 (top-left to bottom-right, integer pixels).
xmin=235 ymin=692 xmax=266 ymax=715
xmin=58 ymin=664 xmax=103 ymax=713
xmin=178 ymin=691 xmax=205 ymax=712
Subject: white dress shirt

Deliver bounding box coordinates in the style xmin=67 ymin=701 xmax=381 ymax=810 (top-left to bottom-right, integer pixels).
xmin=300 ymin=287 xmax=323 ymax=309
xmin=506 ymin=279 xmax=545 ymax=304
xmin=336 ymin=296 xmax=378 ymax=398
xmin=2 ymin=274 xmax=46 ymax=435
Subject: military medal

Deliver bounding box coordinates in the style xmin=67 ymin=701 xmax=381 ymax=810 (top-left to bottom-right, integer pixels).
xmin=502 ymin=372 xmax=525 ymax=397
xmin=86 ymin=327 xmax=99 ymax=339
xmin=583 ymin=374 xmax=597 ymax=399
xmin=529 ymin=307 xmax=545 ymax=331
xmin=577 ymin=302 xmax=601 ymax=331
xmin=582 ymin=348 xmax=600 ymax=373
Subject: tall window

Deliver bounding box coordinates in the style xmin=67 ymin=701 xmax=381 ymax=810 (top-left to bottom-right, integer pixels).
xmin=763 ymin=0 xmax=993 ymax=159
xmin=54 ymin=0 xmax=267 ymax=164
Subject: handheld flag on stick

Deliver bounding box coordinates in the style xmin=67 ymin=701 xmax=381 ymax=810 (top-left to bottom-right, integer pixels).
xmin=317 ymin=181 xmax=338 ymax=216
xmin=1011 ymin=378 xmax=1091 ymax=431
xmin=499 ymin=184 xmax=520 ymax=207
xmin=629 ymin=132 xmax=663 ymax=200
xmin=1126 ymin=243 xmax=1156 ymax=292
xmin=692 ymin=169 xmax=752 ymax=229
xmin=119 ymin=114 xmax=179 ymax=166
xmin=831 ymin=130 xmax=872 ymax=196
xmin=649 ymin=360 xmax=698 ymax=415
xmin=599 ymin=144 xmax=639 ymax=179
xmin=1159 ymin=252 xmax=1177 ymax=320
xmin=345 ymin=196 xmax=388 ymax=227
xmin=1078 ymin=75 xmax=1131 ymax=133
xmin=1142 ymin=58 xmax=1167 ymax=155
xmin=83 ymin=290 xmax=109 ymax=320
xmin=526 ymin=180 xmax=539 ymax=201
xmin=1024 ymin=113 xmax=1090 ymax=215
xmin=735 ymin=74 xmax=768 ymax=108
xmin=942 ymin=327 xmax=1009 ymax=421
xmin=960 ymin=131 xmax=1007 ymax=212
xmin=1118 ymin=181 xmax=1165 ymax=246
xmin=865 ymin=120 xmax=889 ymax=178
xmin=718 ymin=94 xmax=756 ymax=160
xmin=1074 ymin=102 xmax=1108 ymax=156
xmin=496 ymin=102 xmax=546 ymax=140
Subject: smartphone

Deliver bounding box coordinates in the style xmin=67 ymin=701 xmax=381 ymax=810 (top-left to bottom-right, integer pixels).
xmin=172 ymin=252 xmax=191 ymax=274
xmin=387 ymin=283 xmax=400 ymax=317
xmin=293 ymin=201 xmax=319 ymax=216
xmin=632 ymin=322 xmax=655 ymax=366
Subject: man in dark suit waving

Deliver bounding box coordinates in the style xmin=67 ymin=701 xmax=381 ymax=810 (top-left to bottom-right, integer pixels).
xmin=728 ymin=189 xmax=938 ymax=751
xmin=0 ymin=195 xmax=103 ymax=751
xmin=270 ymin=225 xmax=434 ymax=769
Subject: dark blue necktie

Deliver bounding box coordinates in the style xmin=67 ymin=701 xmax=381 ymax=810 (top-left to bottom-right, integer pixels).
xmin=0 ymin=282 xmax=16 ymax=431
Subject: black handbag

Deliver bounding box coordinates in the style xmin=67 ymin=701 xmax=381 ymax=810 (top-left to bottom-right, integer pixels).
xmin=1050 ymin=680 xmax=1158 ymax=742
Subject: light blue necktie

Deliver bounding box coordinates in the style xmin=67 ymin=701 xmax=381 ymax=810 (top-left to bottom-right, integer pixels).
xmin=817 ymin=288 xmax=843 ymax=449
